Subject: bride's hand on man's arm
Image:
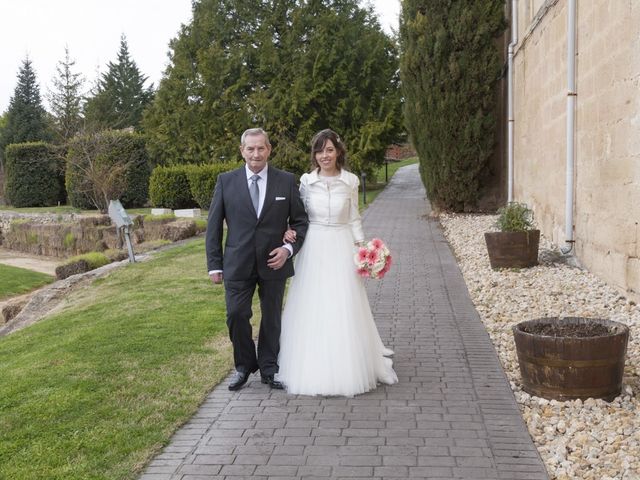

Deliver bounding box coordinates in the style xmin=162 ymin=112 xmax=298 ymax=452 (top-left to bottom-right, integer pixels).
xmin=283 ymin=229 xmax=297 ymax=243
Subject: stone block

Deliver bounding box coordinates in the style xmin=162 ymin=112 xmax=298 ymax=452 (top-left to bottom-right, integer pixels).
xmin=174 ymin=209 xmax=202 ymax=218
xmin=2 ymin=297 xmax=28 ymax=324
xmin=55 ymin=259 xmax=90 ymax=280
xmin=160 ymin=220 xmax=197 ymax=242
xmin=151 ymin=208 xmax=173 ymax=215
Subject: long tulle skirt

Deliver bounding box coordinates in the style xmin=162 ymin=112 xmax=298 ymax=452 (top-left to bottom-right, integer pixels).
xmin=277 ymin=223 xmax=398 ymax=396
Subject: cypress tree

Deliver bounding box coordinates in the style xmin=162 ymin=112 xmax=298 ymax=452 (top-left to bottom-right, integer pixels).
xmin=84 ymin=35 xmax=154 ymax=130
xmin=400 ymin=0 xmax=505 ymax=211
xmin=143 ymin=0 xmax=401 ymax=175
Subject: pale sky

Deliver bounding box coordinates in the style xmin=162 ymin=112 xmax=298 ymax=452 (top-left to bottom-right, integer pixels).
xmin=0 ymin=0 xmax=400 ymax=114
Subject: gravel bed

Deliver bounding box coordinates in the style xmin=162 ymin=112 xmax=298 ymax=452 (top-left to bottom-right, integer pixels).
xmin=439 ymin=213 xmax=640 ymax=480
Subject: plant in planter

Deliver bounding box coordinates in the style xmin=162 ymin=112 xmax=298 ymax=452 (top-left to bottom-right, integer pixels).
xmin=484 ymin=202 xmax=540 ymax=269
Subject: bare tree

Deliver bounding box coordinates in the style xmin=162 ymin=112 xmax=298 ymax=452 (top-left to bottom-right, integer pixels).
xmin=66 ymin=132 xmax=129 ymax=212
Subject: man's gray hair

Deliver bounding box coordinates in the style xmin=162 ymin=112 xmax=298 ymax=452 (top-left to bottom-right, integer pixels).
xmin=241 ymin=128 xmax=271 ymax=146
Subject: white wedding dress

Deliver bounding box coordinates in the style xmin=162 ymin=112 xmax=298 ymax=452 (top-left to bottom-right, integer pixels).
xmin=277 ymin=170 xmax=398 ymax=396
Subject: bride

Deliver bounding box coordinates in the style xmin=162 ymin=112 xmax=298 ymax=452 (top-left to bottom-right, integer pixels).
xmin=277 ymin=129 xmax=398 ymax=396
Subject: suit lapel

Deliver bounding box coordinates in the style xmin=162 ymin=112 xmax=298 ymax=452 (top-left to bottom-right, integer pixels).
xmin=258 ymin=166 xmax=277 ymax=223
xmin=233 ymin=167 xmax=256 ymax=216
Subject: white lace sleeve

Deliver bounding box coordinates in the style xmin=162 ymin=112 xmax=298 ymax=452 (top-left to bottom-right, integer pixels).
xmin=348 ymin=175 xmax=364 ymax=243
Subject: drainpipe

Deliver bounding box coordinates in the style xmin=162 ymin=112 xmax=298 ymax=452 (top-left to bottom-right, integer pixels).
xmin=561 ymin=0 xmax=577 ymax=254
xmin=507 ymin=0 xmax=518 ymax=203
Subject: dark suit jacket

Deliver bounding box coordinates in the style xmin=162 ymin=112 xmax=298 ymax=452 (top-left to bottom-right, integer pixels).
xmin=206 ymin=165 xmax=309 ymax=281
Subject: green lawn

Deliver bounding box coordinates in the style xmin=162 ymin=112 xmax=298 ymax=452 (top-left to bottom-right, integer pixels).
xmin=0 ymin=205 xmax=84 ymax=214
xmin=0 ymin=264 xmax=54 ymax=300
xmin=0 ymin=159 xmax=416 ymax=479
xmin=0 ymin=238 xmax=236 ymax=480
xmin=0 ymin=205 xmax=153 ymax=216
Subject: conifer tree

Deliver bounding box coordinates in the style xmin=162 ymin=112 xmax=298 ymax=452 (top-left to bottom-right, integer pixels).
xmin=0 ymin=112 xmax=7 ymax=157
xmin=0 ymin=57 xmax=51 ymax=156
xmin=48 ymin=47 xmax=85 ymax=143
xmin=143 ymin=0 xmax=401 ymax=174
xmin=84 ymin=35 xmax=154 ymax=130
xmin=0 ymin=113 xmax=7 ymax=137
xmin=0 ymin=111 xmax=7 ymax=198
xmin=400 ymin=0 xmax=505 ymax=211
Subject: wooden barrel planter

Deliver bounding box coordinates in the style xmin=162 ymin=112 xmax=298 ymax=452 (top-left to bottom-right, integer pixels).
xmin=484 ymin=230 xmax=540 ymax=269
xmin=513 ymin=317 xmax=629 ymax=401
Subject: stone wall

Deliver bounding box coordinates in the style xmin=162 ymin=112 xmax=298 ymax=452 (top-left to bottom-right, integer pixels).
xmin=3 ymin=215 xmax=116 ymax=257
xmin=0 ymin=211 xmax=203 ymax=258
xmin=512 ymin=0 xmax=640 ymax=300
xmin=0 ymin=212 xmax=80 ymax=249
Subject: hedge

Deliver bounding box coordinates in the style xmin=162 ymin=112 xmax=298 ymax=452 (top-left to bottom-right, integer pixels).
xmin=4 ymin=142 xmax=65 ymax=207
xmin=186 ymin=163 xmax=240 ymax=209
xmin=66 ymin=130 xmax=151 ymax=210
xmin=149 ymin=162 xmax=239 ymax=210
xmin=148 ymin=165 xmax=193 ymax=209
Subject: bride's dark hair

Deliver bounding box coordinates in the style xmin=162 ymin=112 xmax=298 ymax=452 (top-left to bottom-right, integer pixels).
xmin=310 ymin=129 xmax=347 ymax=171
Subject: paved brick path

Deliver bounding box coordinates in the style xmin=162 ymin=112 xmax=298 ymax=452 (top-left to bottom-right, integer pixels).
xmin=141 ymin=164 xmax=549 ymax=480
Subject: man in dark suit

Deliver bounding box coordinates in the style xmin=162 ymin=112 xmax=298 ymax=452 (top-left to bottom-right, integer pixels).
xmin=206 ymin=128 xmax=309 ymax=390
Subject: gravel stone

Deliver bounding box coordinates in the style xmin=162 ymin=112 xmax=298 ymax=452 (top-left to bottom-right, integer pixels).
xmin=439 ymin=213 xmax=640 ymax=480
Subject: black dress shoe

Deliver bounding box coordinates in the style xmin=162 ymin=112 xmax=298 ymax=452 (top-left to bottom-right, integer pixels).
xmin=228 ymin=370 xmax=251 ymax=391
xmin=261 ymin=375 xmax=284 ymax=390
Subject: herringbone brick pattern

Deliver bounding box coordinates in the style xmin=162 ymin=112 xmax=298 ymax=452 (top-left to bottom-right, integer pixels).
xmin=140 ymin=165 xmax=549 ymax=480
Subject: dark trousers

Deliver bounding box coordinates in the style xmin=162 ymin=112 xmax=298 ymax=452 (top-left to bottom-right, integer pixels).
xmin=224 ymin=274 xmax=286 ymax=376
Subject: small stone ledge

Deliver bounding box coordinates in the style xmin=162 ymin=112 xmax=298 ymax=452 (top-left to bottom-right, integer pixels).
xmin=174 ymin=208 xmax=202 ymax=218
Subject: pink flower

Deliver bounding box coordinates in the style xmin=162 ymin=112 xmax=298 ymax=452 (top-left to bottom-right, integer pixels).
xmin=357 ymin=267 xmax=370 ymax=278
xmin=353 ymin=238 xmax=392 ymax=280
xmin=370 ymin=238 xmax=384 ymax=249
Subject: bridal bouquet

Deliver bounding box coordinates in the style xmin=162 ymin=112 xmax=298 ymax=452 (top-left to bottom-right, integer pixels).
xmin=354 ymin=238 xmax=392 ymax=279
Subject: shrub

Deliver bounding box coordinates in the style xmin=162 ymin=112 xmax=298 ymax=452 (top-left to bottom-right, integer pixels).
xmin=495 ymin=202 xmax=535 ymax=232
xmin=63 ymin=232 xmax=76 ymax=249
xmin=143 ymin=213 xmax=176 ymax=223
xmin=113 ymin=132 xmax=150 ymax=208
xmin=149 ymin=162 xmax=239 ymax=210
xmin=148 ymin=165 xmax=194 ymax=209
xmin=55 ymin=251 xmax=111 ymax=280
xmin=66 ymin=131 xmax=151 ymax=211
xmin=186 ymin=162 xmax=239 ymax=209
xmin=4 ymin=142 xmax=65 ymax=207
xmin=194 ymin=218 xmax=207 ymax=232
xmin=66 ymin=251 xmax=111 ymax=269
